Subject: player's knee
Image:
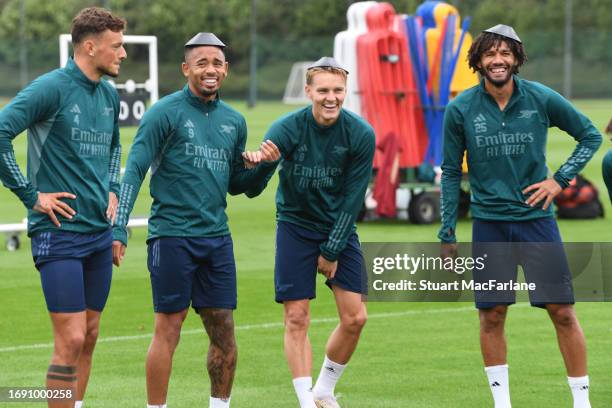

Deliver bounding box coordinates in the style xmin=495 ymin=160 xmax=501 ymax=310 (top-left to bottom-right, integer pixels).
xmin=548 ymin=305 xmax=576 ymax=328
xmin=202 ymin=309 xmax=234 ymax=330
xmin=203 ymin=310 xmax=236 ymax=352
xmin=56 ymin=332 xmax=86 ymax=362
xmin=340 ymin=309 xmax=367 ymax=334
xmin=154 ymin=317 xmax=183 ymax=346
xmin=162 ymin=326 xmax=182 ymax=346
xmin=85 ymin=324 xmax=99 ymax=343
xmin=81 ymin=326 xmax=99 ymax=355
xmin=480 ymin=306 xmax=507 ymax=331
xmin=284 ymin=307 xmax=310 ymax=333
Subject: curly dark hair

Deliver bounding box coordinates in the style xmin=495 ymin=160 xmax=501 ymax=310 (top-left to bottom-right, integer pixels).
xmin=71 ymin=7 xmax=126 ymax=45
xmin=467 ymin=32 xmax=527 ymax=75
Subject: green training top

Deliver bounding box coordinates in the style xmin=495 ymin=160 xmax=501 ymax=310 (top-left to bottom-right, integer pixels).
xmin=439 ymin=76 xmax=602 ymax=243
xmin=0 ymin=58 xmax=121 ymax=236
xmin=603 ymin=150 xmax=612 ymax=204
xmin=113 ymin=86 xmax=275 ymax=245
xmin=263 ymin=106 xmax=375 ymax=261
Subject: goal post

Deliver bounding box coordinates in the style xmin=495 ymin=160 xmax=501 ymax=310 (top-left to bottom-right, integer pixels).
xmin=282 ymin=61 xmax=315 ymax=104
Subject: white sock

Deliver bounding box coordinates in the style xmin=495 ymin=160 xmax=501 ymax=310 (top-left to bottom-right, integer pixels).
xmin=292 ymin=376 xmax=316 ymax=408
xmin=210 ymin=396 xmax=231 ymax=407
xmin=485 ymin=364 xmax=511 ymax=408
xmin=568 ymin=376 xmax=591 ymax=408
xmin=147 ymin=405 xmax=166 ymax=408
xmin=313 ymin=355 xmax=346 ymax=399
xmin=74 ymin=402 xmax=83 ymax=408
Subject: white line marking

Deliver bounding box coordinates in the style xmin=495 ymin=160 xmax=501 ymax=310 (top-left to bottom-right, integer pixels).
xmin=0 ymin=305 xmax=525 ymax=353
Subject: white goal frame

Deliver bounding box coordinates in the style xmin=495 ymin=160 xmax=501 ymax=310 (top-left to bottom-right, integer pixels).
xmin=282 ymin=61 xmax=315 ymax=104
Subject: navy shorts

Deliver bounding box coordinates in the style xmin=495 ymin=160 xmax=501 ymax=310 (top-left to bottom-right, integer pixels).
xmin=31 ymin=229 xmax=113 ymax=313
xmin=274 ymin=221 xmax=367 ymax=303
xmin=472 ymin=217 xmax=574 ymax=309
xmin=147 ymin=235 xmax=237 ymax=313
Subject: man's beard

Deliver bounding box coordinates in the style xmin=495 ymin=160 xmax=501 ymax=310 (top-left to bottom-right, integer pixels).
xmin=483 ymin=65 xmax=514 ymax=88
xmin=199 ymin=87 xmax=217 ymax=97
xmin=100 ymin=67 xmax=119 ymax=78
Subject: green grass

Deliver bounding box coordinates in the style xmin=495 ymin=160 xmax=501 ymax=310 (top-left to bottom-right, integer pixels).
xmin=0 ymin=99 xmax=611 ymax=407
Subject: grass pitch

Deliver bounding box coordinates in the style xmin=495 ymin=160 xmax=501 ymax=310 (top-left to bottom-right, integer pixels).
xmin=0 ymin=99 xmax=610 ymax=407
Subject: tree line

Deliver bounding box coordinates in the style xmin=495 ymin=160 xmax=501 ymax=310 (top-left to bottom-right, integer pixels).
xmin=0 ymin=0 xmax=609 ymax=98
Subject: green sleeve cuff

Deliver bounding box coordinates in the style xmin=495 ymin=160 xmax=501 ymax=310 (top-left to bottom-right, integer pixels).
xmin=260 ymin=160 xmax=279 ymax=168
xmin=553 ymin=173 xmax=570 ymax=189
xmin=109 ymin=183 xmax=121 ymax=196
xmin=319 ymin=244 xmax=339 ymax=262
xmin=437 ymin=227 xmax=457 ymax=243
xmin=23 ymin=189 xmax=39 ymax=209
xmin=112 ymin=226 xmax=128 ymax=247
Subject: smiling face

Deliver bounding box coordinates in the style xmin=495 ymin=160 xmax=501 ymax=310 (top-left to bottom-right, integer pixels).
xmin=182 ymin=46 xmax=228 ymax=101
xmin=305 ymin=71 xmax=347 ymax=127
xmin=477 ymin=40 xmax=517 ymax=88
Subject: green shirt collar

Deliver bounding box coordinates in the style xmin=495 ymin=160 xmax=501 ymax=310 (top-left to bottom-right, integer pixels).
xmin=478 ymin=75 xmax=525 ymax=109
xmin=183 ymin=84 xmax=220 ymax=110
xmin=307 ymin=106 xmax=343 ymax=132
xmin=64 ymin=58 xmax=100 ymax=92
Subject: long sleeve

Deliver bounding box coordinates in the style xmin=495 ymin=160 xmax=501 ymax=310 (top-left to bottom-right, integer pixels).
xmin=438 ymin=104 xmax=465 ymax=243
xmin=264 ymin=117 xmax=299 ymax=157
xmin=228 ymin=117 xmax=278 ymax=197
xmin=546 ymin=91 xmax=602 ymax=188
xmin=0 ymin=76 xmax=59 ymax=209
xmin=108 ymin=91 xmax=122 ymax=196
xmin=319 ymin=129 xmax=375 ymax=261
xmin=112 ymin=105 xmax=171 ymax=246
xmin=603 ymin=149 xmax=612 ymax=205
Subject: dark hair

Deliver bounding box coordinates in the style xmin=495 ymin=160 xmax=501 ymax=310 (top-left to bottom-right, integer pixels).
xmin=606 ymin=118 xmax=612 ymax=135
xmin=71 ymin=7 xmax=126 ymax=45
xmin=467 ymin=32 xmax=527 ymax=75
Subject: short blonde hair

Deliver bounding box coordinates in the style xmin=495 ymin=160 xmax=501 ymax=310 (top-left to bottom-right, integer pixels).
xmin=306 ymin=67 xmax=348 ymax=85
